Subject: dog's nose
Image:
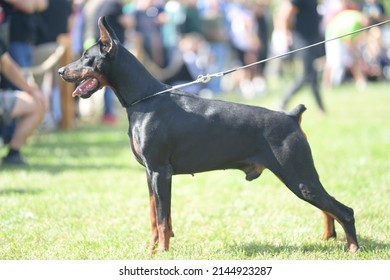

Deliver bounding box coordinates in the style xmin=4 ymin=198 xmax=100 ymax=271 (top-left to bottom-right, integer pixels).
xmin=58 ymin=67 xmax=65 ymax=76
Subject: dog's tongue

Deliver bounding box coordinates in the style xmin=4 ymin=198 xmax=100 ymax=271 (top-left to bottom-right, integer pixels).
xmin=72 ymin=78 xmax=98 ymax=97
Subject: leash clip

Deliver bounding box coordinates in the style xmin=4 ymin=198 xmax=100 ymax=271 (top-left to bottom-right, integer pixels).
xmin=197 ymin=71 xmax=226 ymax=84
xmin=197 ymin=74 xmax=212 ymax=84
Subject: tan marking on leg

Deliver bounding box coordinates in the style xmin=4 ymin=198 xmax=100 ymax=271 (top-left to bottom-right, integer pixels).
xmin=322 ymin=211 xmax=336 ymax=240
xmin=148 ymin=194 xmax=159 ymax=251
xmin=152 ymin=219 xmax=174 ymax=254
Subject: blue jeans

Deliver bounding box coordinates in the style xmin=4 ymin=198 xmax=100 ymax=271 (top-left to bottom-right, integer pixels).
xmin=1 ymin=42 xmax=33 ymax=143
xmin=104 ymin=87 xmax=115 ymax=116
xmin=2 ymin=42 xmax=33 ymax=90
xmin=207 ymin=42 xmax=229 ymax=94
xmin=9 ymin=42 xmax=33 ymax=65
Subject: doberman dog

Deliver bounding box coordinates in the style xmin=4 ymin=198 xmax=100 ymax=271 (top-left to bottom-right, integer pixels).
xmin=58 ymin=17 xmax=359 ymax=253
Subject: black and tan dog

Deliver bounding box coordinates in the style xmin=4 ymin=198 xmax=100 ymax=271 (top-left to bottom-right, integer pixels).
xmin=58 ymin=17 xmax=359 ymax=253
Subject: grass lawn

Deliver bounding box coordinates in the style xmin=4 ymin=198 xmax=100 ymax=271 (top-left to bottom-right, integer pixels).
xmin=0 ymin=81 xmax=389 ymax=260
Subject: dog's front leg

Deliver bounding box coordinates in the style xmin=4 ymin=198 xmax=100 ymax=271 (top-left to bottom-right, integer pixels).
xmin=147 ymin=173 xmax=159 ymax=250
xmin=147 ymin=166 xmax=174 ymax=253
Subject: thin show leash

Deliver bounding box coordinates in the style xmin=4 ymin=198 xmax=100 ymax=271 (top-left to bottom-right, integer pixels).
xmin=130 ymin=19 xmax=390 ymax=106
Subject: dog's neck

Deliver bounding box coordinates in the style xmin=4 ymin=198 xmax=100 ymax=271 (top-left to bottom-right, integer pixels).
xmin=108 ymin=46 xmax=167 ymax=108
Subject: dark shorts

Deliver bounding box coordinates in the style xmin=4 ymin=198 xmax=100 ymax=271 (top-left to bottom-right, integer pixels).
xmin=0 ymin=90 xmax=18 ymax=124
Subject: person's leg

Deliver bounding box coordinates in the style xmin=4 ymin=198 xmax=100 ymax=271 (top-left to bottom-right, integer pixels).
xmin=323 ymin=40 xmax=345 ymax=87
xmin=3 ymin=91 xmax=44 ymax=165
xmin=102 ymin=87 xmax=116 ymax=125
xmin=280 ymin=35 xmax=308 ymax=110
xmin=280 ymin=74 xmax=305 ymax=110
xmin=348 ymin=44 xmax=367 ymax=90
xmin=6 ymin=42 xmax=33 ymax=90
xmin=305 ymin=47 xmax=325 ymax=112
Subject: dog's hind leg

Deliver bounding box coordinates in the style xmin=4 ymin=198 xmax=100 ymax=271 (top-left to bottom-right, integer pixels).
xmin=297 ymin=181 xmax=358 ymax=252
xmin=267 ymin=136 xmax=359 ymax=252
xmin=322 ymin=211 xmax=336 ymax=240
xmin=276 ymin=167 xmax=359 ymax=252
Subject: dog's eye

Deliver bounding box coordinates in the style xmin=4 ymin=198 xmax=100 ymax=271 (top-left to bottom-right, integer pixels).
xmin=100 ymin=43 xmax=110 ymax=54
xmin=85 ymin=56 xmax=94 ymax=66
xmin=82 ymin=52 xmax=94 ymax=66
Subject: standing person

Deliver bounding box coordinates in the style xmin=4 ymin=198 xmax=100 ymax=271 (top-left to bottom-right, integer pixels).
xmin=323 ymin=9 xmax=368 ymax=89
xmin=34 ymin=0 xmax=73 ymax=127
xmin=0 ymin=0 xmax=47 ymax=165
xmin=276 ymin=0 xmax=325 ymax=113
xmin=82 ymin=0 xmax=105 ymax=51
xmin=94 ymin=0 xmax=131 ymax=125
xmin=361 ymin=0 xmax=386 ymax=23
xmin=180 ymin=0 xmax=203 ymax=36
xmin=161 ymin=0 xmax=183 ymax=67
xmin=253 ymin=0 xmax=270 ymax=95
xmin=226 ymin=2 xmax=261 ymax=99
xmin=134 ymin=0 xmax=166 ymax=67
xmin=199 ymin=0 xmax=230 ymax=95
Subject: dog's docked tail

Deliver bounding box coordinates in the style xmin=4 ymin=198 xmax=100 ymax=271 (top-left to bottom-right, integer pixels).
xmin=287 ymin=104 xmax=307 ymax=125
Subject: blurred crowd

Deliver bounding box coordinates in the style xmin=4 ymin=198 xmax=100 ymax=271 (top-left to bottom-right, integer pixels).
xmin=74 ymin=0 xmax=389 ymax=103
xmin=0 ymin=0 xmax=389 ymax=164
xmin=4 ymin=0 xmax=390 ymax=114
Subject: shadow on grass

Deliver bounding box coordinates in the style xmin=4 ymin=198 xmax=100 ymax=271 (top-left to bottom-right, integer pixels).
xmin=33 ymin=139 xmax=131 ymax=158
xmin=227 ymin=241 xmax=331 ymax=258
xmin=356 ymin=236 xmax=390 ymax=256
xmin=33 ymin=122 xmax=132 ymax=155
xmin=32 ymin=162 xmax=142 ymax=173
xmin=227 ymin=236 xmax=389 ymax=259
xmin=0 ymin=122 xmax=145 ymax=174
xmin=0 ymin=161 xmax=144 ymax=174
xmin=1 ymin=138 xmax=145 ymax=173
xmin=0 ymin=188 xmax=43 ymax=196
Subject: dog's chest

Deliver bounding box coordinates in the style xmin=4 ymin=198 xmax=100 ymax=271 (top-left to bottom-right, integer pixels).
xmin=128 ymin=129 xmax=144 ymax=165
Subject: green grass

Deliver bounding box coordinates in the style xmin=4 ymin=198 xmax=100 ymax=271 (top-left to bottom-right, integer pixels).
xmin=0 ymin=82 xmax=389 ymax=260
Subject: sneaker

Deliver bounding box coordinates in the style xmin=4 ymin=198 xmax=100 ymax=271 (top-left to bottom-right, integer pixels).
xmin=2 ymin=153 xmax=29 ymax=166
xmin=101 ymin=113 xmax=117 ymax=125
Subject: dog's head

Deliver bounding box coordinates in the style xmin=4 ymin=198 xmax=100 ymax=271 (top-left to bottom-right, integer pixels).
xmin=58 ymin=17 xmax=118 ymax=99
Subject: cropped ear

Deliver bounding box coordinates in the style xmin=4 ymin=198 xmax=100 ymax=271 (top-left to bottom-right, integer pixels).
xmin=98 ymin=16 xmax=118 ymax=56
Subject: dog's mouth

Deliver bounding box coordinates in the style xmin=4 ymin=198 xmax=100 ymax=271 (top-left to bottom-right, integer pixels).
xmin=72 ymin=77 xmax=100 ymax=98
